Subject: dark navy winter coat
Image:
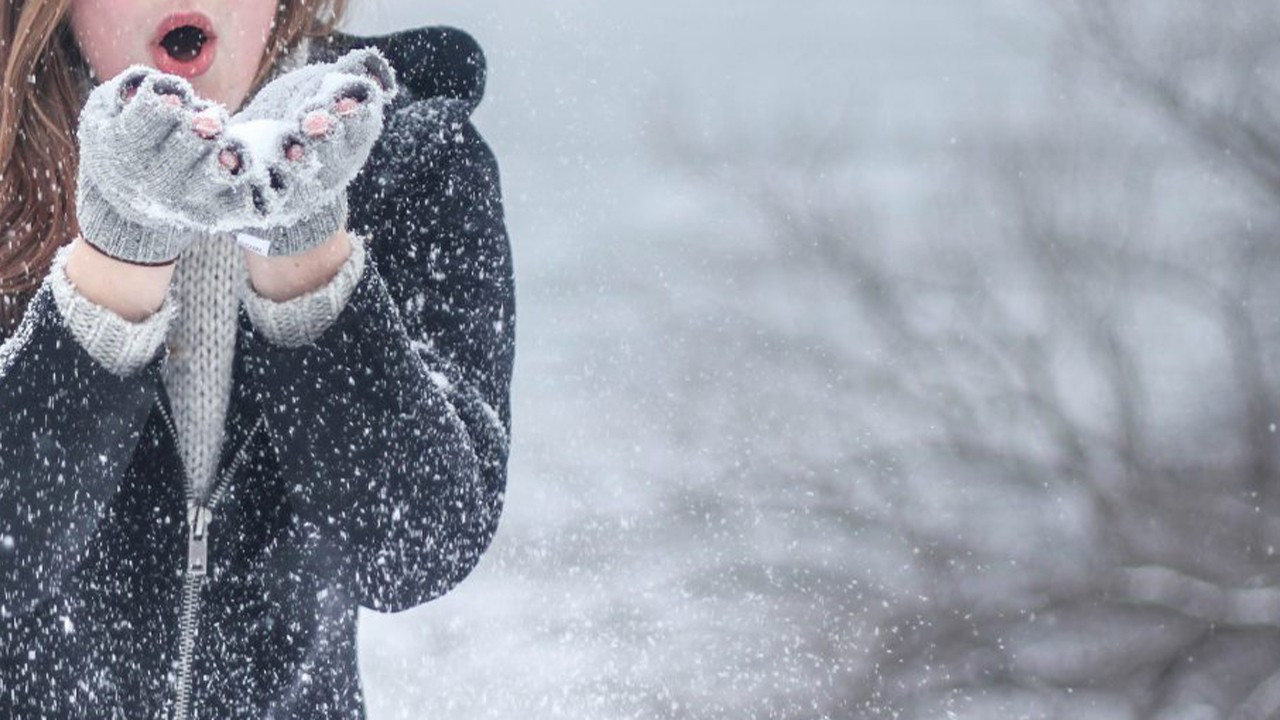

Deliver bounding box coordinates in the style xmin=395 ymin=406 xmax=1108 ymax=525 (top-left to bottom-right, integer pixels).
xmin=0 ymin=26 xmax=514 ymax=719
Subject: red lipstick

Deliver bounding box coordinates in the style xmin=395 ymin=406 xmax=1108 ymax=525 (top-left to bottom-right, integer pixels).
xmin=150 ymin=11 xmax=217 ymax=79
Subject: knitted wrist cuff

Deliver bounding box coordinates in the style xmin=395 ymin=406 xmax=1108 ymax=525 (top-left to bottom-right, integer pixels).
xmin=47 ymin=242 xmax=178 ymax=377
xmin=252 ymin=195 xmax=349 ymax=257
xmin=77 ymin=179 xmax=199 ymax=265
xmin=238 ymin=231 xmax=367 ymax=347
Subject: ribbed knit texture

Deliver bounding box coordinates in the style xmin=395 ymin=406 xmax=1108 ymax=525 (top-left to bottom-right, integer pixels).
xmin=160 ymin=237 xmax=244 ymax=497
xmin=47 ymin=242 xmax=178 ymax=377
xmin=49 ymin=232 xmax=366 ymax=500
xmin=250 ymin=194 xmax=350 ymax=257
xmin=77 ymin=179 xmax=202 ymax=265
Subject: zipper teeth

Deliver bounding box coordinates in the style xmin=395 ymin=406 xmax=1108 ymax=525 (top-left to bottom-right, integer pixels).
xmin=158 ymin=397 xmax=264 ymax=509
xmin=156 ymin=397 xmax=264 ymax=720
xmin=171 ymin=574 xmax=203 ymax=720
xmin=158 ymin=398 xmax=195 ymax=507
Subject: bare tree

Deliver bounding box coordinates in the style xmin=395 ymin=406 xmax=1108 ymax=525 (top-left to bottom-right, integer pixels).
xmin=646 ymin=1 xmax=1280 ymax=717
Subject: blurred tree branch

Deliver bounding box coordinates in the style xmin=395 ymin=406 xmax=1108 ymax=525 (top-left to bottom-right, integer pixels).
xmin=648 ymin=1 xmax=1280 ymax=717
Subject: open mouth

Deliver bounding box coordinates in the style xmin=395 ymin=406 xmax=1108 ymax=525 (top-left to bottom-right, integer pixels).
xmin=150 ymin=12 xmax=217 ymax=79
xmin=161 ymin=25 xmax=208 ymax=62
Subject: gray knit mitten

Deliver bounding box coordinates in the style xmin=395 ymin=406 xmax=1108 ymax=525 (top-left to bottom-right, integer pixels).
xmin=227 ymin=48 xmax=398 ymax=257
xmin=76 ymin=67 xmax=259 ymax=265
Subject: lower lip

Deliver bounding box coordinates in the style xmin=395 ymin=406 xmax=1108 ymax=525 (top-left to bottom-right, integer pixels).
xmin=150 ymin=12 xmax=217 ymax=79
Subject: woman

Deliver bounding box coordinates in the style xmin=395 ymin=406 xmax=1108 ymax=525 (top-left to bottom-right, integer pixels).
xmin=0 ymin=1 xmax=515 ymax=718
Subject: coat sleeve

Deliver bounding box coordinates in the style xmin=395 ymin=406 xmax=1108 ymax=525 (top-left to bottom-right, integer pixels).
xmin=240 ymin=116 xmax=515 ymax=614
xmin=0 ymin=279 xmax=164 ymax=618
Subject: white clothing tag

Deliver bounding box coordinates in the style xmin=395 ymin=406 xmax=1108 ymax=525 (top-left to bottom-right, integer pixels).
xmin=235 ymin=233 xmax=272 ymax=256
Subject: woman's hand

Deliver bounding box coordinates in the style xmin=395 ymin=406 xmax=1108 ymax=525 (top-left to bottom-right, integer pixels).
xmin=74 ymin=67 xmax=261 ymax=265
xmin=67 ymin=49 xmax=397 ymax=315
xmin=226 ymin=48 xmax=399 ymax=258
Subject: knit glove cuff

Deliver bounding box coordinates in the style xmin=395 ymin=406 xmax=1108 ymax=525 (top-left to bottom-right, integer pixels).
xmin=77 ymin=179 xmax=201 ymax=265
xmin=237 ymin=194 xmax=347 ymax=258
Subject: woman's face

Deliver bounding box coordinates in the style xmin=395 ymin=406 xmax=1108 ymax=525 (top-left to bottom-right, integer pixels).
xmin=68 ymin=0 xmax=278 ymax=111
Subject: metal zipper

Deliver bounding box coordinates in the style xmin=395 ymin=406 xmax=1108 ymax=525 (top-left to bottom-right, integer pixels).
xmin=156 ymin=395 xmax=263 ymax=720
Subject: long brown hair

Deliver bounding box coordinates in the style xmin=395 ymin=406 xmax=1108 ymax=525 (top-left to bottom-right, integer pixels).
xmin=0 ymin=0 xmax=348 ymax=335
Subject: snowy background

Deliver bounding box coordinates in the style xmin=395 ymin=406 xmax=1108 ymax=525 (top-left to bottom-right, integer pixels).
xmin=347 ymin=1 xmax=1280 ymax=718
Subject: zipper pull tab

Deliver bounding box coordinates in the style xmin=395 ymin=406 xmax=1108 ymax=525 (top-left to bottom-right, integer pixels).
xmin=187 ymin=504 xmax=212 ymax=576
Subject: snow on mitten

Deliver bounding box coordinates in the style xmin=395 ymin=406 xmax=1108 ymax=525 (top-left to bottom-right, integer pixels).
xmin=76 ymin=67 xmax=259 ymax=265
xmin=226 ymin=48 xmax=398 ymax=257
